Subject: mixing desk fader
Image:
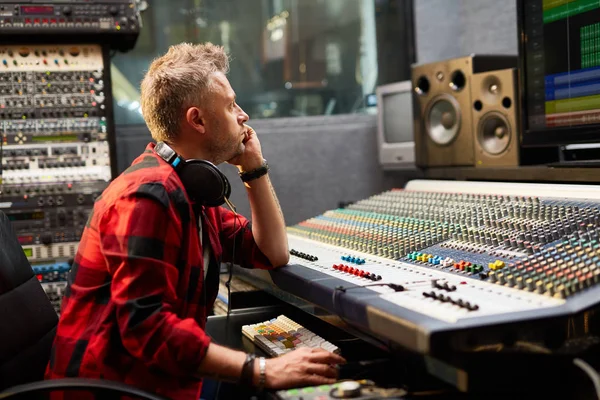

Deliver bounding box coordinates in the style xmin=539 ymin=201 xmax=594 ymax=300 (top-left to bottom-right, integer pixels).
xmin=270 ymin=180 xmax=600 ymax=370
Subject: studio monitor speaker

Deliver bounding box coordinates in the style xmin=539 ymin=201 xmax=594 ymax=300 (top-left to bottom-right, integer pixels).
xmin=411 ymin=55 xmax=517 ymax=167
xmin=471 ymin=68 xmax=520 ymax=167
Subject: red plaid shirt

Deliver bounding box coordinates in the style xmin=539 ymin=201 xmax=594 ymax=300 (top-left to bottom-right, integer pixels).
xmin=45 ymin=143 xmax=273 ymax=400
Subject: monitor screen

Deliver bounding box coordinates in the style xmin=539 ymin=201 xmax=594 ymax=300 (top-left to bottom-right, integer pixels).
xmin=382 ymin=91 xmax=413 ymax=143
xmin=521 ymin=0 xmax=600 ymax=141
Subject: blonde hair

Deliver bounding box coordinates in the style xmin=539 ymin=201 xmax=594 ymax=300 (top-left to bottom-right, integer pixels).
xmin=140 ymin=42 xmax=230 ymax=142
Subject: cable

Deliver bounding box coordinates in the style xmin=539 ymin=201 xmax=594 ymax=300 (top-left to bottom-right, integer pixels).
xmin=215 ymin=198 xmax=241 ymax=400
xmin=331 ymin=283 xmax=404 ymax=352
xmin=574 ymin=358 xmax=600 ymax=400
xmin=222 ymin=197 xmax=239 ymax=319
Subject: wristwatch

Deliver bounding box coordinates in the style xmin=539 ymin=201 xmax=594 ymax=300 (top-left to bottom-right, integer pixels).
xmin=239 ymin=160 xmax=269 ymax=182
xmin=239 ymin=353 xmax=256 ymax=387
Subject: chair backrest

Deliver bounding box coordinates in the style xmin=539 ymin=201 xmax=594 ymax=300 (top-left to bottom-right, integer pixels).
xmin=0 ymin=210 xmax=58 ymax=390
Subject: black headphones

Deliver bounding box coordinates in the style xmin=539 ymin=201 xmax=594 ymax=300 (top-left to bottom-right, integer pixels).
xmin=154 ymin=141 xmax=231 ymax=207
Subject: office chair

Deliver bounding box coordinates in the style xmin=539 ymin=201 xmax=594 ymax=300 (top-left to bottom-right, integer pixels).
xmin=0 ymin=210 xmax=167 ymax=400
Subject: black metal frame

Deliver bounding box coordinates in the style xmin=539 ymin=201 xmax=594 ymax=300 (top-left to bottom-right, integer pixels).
xmin=102 ymin=44 xmax=120 ymax=180
xmin=517 ymin=0 xmax=600 ymax=147
xmin=0 ymin=378 xmax=169 ymax=400
xmin=375 ymin=0 xmax=417 ymax=86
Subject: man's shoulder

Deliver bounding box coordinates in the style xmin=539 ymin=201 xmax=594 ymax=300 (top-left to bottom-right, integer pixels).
xmin=96 ymin=144 xmax=189 ymax=212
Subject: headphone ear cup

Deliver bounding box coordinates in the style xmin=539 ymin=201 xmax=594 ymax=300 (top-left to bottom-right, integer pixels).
xmin=178 ymin=160 xmax=230 ymax=207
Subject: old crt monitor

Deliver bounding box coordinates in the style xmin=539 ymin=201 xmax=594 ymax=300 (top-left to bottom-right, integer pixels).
xmin=376 ymin=80 xmax=415 ymax=169
xmin=518 ymin=0 xmax=600 ymax=146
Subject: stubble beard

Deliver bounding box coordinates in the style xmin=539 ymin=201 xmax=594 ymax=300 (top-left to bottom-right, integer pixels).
xmin=208 ymin=131 xmax=244 ymax=164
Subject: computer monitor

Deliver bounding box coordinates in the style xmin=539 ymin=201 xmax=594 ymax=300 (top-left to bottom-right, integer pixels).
xmin=376 ymin=80 xmax=415 ymax=169
xmin=518 ymin=0 xmax=600 ymax=146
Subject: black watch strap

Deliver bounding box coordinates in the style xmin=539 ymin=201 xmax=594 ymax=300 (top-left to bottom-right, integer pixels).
xmin=239 ymin=161 xmax=269 ymax=182
xmin=239 ymin=353 xmax=256 ymax=387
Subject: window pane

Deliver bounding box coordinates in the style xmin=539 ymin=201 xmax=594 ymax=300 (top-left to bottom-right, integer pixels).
xmin=111 ymin=0 xmax=382 ymax=123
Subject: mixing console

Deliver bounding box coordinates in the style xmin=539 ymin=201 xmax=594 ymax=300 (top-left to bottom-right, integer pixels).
xmin=288 ymin=181 xmax=600 ymax=295
xmin=0 ymin=44 xmax=114 ymax=313
xmin=271 ymin=180 xmax=600 ymax=367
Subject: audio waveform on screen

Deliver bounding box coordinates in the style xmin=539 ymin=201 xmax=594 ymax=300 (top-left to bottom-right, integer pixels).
xmin=581 ymin=23 xmax=600 ymax=69
xmin=546 ymin=109 xmax=600 ymax=126
xmin=543 ymin=0 xmax=600 ymax=23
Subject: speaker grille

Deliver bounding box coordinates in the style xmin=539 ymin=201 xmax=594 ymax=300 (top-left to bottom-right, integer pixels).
xmin=425 ymin=94 xmax=461 ymax=146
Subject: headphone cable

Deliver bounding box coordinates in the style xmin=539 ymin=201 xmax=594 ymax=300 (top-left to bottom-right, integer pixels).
xmin=223 ymin=197 xmax=238 ymax=318
xmin=215 ymin=198 xmax=241 ymax=399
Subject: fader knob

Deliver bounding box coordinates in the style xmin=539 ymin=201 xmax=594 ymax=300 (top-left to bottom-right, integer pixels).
xmin=57 ymin=211 xmax=67 ymax=226
xmin=41 ymin=233 xmax=53 ymax=245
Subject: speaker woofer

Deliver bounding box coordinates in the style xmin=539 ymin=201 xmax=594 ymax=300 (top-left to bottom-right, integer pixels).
xmin=425 ymin=94 xmax=461 ymax=146
xmin=478 ymin=112 xmax=511 ymax=155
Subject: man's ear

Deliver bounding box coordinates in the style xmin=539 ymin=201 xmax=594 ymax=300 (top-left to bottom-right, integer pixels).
xmin=186 ymin=107 xmax=206 ymax=134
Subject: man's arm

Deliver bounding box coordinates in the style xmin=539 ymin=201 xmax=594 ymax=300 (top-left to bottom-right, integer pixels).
xmin=242 ymin=172 xmax=289 ymax=267
xmin=230 ymin=126 xmax=289 ymax=267
xmin=101 ymin=189 xmax=343 ymax=386
xmin=100 ymin=191 xmax=222 ymax=378
xmin=198 ymin=343 xmax=346 ymax=389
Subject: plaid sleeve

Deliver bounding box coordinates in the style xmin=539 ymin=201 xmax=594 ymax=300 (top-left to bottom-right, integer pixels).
xmin=219 ymin=208 xmax=273 ymax=270
xmin=99 ymin=189 xmax=211 ymax=378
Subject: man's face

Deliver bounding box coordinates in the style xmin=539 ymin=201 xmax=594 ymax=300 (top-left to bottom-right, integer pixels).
xmin=203 ymin=72 xmax=249 ymax=163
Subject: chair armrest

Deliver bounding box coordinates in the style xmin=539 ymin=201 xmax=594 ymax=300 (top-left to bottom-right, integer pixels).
xmin=0 ymin=378 xmax=170 ymax=400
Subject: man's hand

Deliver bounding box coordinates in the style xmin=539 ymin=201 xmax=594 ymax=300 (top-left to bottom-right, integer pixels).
xmin=228 ymin=125 xmax=264 ymax=172
xmin=256 ymin=348 xmax=346 ymax=389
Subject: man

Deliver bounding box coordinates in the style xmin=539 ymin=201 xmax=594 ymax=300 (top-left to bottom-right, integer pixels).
xmin=46 ymin=42 xmax=345 ymax=399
